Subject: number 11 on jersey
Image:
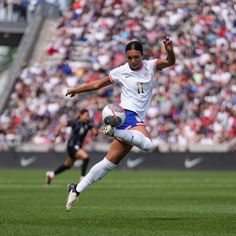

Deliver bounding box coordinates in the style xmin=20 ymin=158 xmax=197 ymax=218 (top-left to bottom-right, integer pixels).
xmin=137 ymin=82 xmax=144 ymax=94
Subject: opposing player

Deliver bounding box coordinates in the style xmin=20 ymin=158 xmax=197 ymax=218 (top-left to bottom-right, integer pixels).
xmin=46 ymin=109 xmax=98 ymax=184
xmin=65 ymin=36 xmax=175 ymax=211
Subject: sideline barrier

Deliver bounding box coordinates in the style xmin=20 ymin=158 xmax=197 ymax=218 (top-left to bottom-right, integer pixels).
xmin=0 ymin=151 xmax=236 ymax=171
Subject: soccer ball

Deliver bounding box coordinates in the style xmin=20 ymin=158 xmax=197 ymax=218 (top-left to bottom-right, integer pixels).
xmin=102 ymin=104 xmax=126 ymax=127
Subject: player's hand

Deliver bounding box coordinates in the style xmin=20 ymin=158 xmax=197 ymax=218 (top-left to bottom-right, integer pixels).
xmin=163 ymin=36 xmax=173 ymax=52
xmin=66 ymin=88 xmax=77 ymax=97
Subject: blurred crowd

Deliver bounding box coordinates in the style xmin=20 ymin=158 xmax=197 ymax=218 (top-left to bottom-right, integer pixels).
xmin=0 ymin=0 xmax=69 ymax=21
xmin=0 ymin=0 xmax=236 ymax=151
xmin=0 ymin=0 xmax=26 ymax=21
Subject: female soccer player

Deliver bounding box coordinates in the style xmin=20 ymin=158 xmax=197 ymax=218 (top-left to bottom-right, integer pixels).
xmin=46 ymin=109 xmax=98 ymax=184
xmin=65 ymin=36 xmax=175 ymax=211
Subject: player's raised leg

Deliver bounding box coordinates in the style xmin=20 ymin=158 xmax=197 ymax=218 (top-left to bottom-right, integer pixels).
xmin=103 ymin=125 xmax=154 ymax=151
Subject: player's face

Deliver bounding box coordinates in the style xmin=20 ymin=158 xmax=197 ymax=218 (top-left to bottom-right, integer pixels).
xmin=80 ymin=112 xmax=90 ymax=122
xmin=126 ymin=50 xmax=143 ymax=70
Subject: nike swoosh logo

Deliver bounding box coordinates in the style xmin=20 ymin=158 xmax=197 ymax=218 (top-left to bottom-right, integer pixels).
xmin=127 ymin=157 xmax=144 ymax=168
xmin=123 ymin=73 xmax=132 ymax=78
xmin=20 ymin=156 xmax=37 ymax=167
xmin=184 ymin=157 xmax=202 ymax=169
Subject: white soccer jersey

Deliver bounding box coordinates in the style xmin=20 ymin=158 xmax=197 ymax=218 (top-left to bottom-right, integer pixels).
xmin=109 ymin=59 xmax=157 ymax=121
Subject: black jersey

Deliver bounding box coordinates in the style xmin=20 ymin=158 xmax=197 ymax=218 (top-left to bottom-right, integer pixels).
xmin=67 ymin=120 xmax=93 ymax=149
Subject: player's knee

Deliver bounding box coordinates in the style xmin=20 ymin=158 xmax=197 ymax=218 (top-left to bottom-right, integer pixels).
xmin=140 ymin=138 xmax=153 ymax=152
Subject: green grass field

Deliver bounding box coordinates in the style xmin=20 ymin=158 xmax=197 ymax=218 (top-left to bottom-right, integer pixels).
xmin=1 ymin=169 xmax=236 ymax=236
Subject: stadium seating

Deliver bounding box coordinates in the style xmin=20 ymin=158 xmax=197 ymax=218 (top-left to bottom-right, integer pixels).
xmin=0 ymin=0 xmax=235 ymax=152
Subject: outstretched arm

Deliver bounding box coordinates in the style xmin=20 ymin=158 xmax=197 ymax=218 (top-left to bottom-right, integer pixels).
xmin=66 ymin=76 xmax=112 ymax=97
xmin=156 ymin=36 xmax=175 ymax=70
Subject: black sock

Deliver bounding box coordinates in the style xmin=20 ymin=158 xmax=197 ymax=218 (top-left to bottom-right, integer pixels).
xmin=75 ymin=189 xmax=80 ymax=197
xmin=81 ymin=158 xmax=89 ymax=177
xmin=54 ymin=164 xmax=69 ymax=175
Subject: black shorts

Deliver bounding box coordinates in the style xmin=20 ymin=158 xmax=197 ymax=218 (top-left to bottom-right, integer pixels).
xmin=67 ymin=144 xmax=81 ymax=159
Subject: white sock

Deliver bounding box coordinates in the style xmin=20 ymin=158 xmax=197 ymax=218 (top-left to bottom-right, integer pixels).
xmin=76 ymin=157 xmax=117 ymax=193
xmin=113 ymin=129 xmax=153 ymax=151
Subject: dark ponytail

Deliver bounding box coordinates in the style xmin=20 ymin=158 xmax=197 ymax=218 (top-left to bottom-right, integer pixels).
xmin=125 ymin=41 xmax=143 ymax=55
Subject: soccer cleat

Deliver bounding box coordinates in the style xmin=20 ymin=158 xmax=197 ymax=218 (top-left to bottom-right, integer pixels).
xmin=46 ymin=171 xmax=55 ymax=185
xmin=66 ymin=183 xmax=80 ymax=211
xmin=102 ymin=124 xmax=114 ymax=137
